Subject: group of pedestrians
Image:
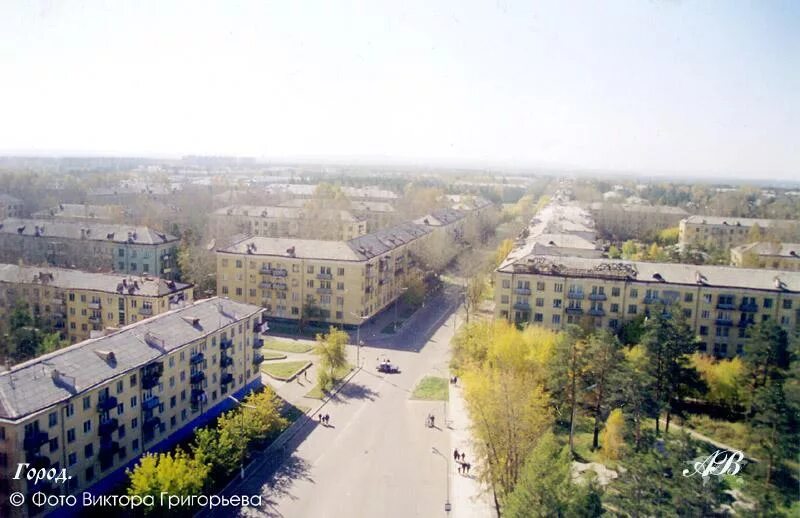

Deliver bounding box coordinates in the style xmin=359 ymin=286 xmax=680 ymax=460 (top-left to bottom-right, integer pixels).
xmin=318 ymin=413 xmax=331 ymax=426
xmin=453 ymin=448 xmax=471 ymax=475
xmin=449 ymin=376 xmax=458 ymax=385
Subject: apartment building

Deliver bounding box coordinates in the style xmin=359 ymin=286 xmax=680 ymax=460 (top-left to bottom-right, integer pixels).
xmin=0 ymin=194 xmax=23 ymax=220
xmin=589 ymin=202 xmax=688 ymax=240
xmin=32 ymin=204 xmax=125 ymax=223
xmin=266 ymin=183 xmax=400 ymax=202
xmin=679 ymin=215 xmax=800 ymax=249
xmin=0 ymin=219 xmax=179 ymax=279
xmin=731 ymin=242 xmax=800 ymax=271
xmin=0 ymin=264 xmax=193 ymax=343
xmin=0 ymin=298 xmax=266 ymax=517
xmin=278 ymin=198 xmax=398 ymax=232
xmin=495 ymin=254 xmax=800 ymax=358
xmin=216 ymin=222 xmax=433 ymax=327
xmin=212 ymin=205 xmax=367 ymax=240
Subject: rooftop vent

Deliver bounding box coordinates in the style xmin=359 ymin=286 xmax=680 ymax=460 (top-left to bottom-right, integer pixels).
xmin=181 ymin=316 xmax=201 ymax=327
xmin=94 ymin=350 xmax=116 ymax=364
xmin=774 ymin=277 xmax=788 ymax=291
xmin=652 ymin=273 xmax=665 ymax=282
xmin=17 ymin=225 xmax=25 ymax=234
xmin=51 ymin=368 xmax=77 ymax=393
xmin=695 ymin=271 xmax=708 ymax=285
xmin=286 ymin=246 xmax=296 ymax=257
xmin=107 ymin=232 xmax=115 ymax=240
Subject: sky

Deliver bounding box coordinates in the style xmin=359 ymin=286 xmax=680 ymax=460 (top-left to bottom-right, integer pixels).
xmin=0 ymin=0 xmax=798 ymax=179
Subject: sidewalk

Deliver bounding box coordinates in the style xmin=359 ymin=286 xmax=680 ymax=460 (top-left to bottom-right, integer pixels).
xmin=448 ymin=376 xmax=497 ymax=517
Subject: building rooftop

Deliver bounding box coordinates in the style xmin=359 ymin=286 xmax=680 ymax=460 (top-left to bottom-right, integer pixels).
xmin=0 ymin=263 xmax=191 ymax=297
xmin=266 ymin=184 xmax=399 ymax=200
xmin=682 ymin=215 xmax=798 ymax=227
xmin=443 ymin=194 xmax=493 ymax=211
xmin=278 ymin=198 xmax=397 ymax=214
xmin=414 ymin=208 xmax=467 ymax=227
xmin=0 ymin=298 xmax=262 ymax=421
xmin=732 ymin=242 xmax=800 ymax=259
xmin=589 ymin=202 xmax=689 ymax=215
xmin=32 ymin=203 xmax=123 ymax=221
xmin=213 ymin=205 xmax=362 ymax=222
xmin=0 ymin=218 xmax=178 ymax=245
xmin=499 ymin=254 xmax=800 ymax=293
xmin=219 ymin=221 xmax=433 ymax=262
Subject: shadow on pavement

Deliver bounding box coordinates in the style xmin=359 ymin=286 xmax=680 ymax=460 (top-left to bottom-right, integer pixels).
xmin=329 ymin=381 xmax=380 ymax=402
xmin=254 ymin=454 xmax=314 ymax=517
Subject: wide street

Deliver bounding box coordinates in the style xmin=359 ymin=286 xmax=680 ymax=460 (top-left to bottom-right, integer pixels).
xmin=208 ymin=283 xmax=491 ymax=518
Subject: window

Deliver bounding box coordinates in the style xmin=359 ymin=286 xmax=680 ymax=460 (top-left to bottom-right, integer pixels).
xmin=630 ymin=289 xmax=638 ymax=299
xmin=701 ymin=310 xmax=710 ymax=319
xmin=628 ymin=305 xmax=637 ymax=315
xmin=67 ymin=429 xmax=75 ymax=443
xmin=132 ymin=418 xmax=138 ymax=429
xmin=83 ymin=396 xmax=91 ymax=410
xmin=537 ymin=281 xmax=545 ymax=291
xmin=783 ymin=299 xmax=793 ymax=309
xmin=763 ymin=298 xmax=773 ymax=309
xmin=703 ymin=294 xmax=712 ymax=304
xmin=64 ymin=403 xmax=74 ymax=418
xmin=84 ymin=443 xmax=94 ymax=458
xmin=132 ymin=439 xmax=139 ymax=452
xmin=49 ymin=412 xmax=57 ymax=427
xmin=83 ymin=420 xmax=92 ymax=433
xmin=554 ymin=283 xmax=563 ymax=293
xmin=610 ymin=303 xmax=619 ymax=313
xmin=118 ymin=425 xmax=125 ymax=439
xmin=49 ymin=437 xmax=59 ymax=452
xmin=85 ymin=467 xmax=94 ymax=482
xmin=684 ymin=292 xmax=694 ymax=303
xmin=130 ymin=374 xmax=137 ymax=387
xmin=235 ymin=260 xmax=243 ymax=268
xmin=130 ymin=396 xmax=137 ymax=408
xmin=535 ymin=298 xmax=544 ymax=307
xmin=552 ymin=314 xmax=561 ymax=325
xmin=501 ymin=295 xmax=509 ymax=304
xmin=683 ymin=308 xmax=692 ymax=318
xmin=170 ymin=396 xmax=176 ymax=409
xmin=611 ymin=287 xmax=620 ymax=297
xmin=553 ymin=299 xmax=562 ymax=309
xmin=699 ymin=326 xmax=708 ymax=336
xmin=337 ymin=268 xmax=345 ymax=276
xmin=534 ymin=313 xmax=543 ymax=322
xmin=68 ymin=453 xmax=77 ymax=467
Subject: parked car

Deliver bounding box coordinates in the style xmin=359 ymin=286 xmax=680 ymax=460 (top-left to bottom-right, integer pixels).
xmin=376 ymin=362 xmax=400 ymax=374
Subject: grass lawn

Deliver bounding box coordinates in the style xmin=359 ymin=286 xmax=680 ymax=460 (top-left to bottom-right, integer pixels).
xmin=411 ymin=376 xmax=449 ymax=401
xmin=304 ymin=363 xmax=354 ymax=399
xmin=263 ymin=339 xmax=314 ymax=354
xmin=261 ymin=361 xmax=311 ymax=381
xmin=263 ymin=351 xmax=288 ymax=361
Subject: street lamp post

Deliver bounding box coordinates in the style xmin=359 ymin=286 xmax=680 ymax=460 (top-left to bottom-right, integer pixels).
xmin=349 ymin=312 xmax=368 ymax=367
xmin=432 ymin=447 xmax=451 ymax=515
xmin=227 ymin=395 xmax=257 ymax=479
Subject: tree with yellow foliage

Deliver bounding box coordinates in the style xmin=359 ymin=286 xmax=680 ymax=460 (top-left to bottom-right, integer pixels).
xmin=493 ymin=238 xmax=514 ymax=268
xmin=127 ymin=449 xmax=209 ymax=513
xmin=600 ymin=408 xmax=626 ymax=461
xmin=690 ymin=352 xmax=746 ymax=409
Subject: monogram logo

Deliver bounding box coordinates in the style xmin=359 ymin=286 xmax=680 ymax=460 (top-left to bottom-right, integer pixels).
xmin=682 ymin=449 xmax=745 ymax=484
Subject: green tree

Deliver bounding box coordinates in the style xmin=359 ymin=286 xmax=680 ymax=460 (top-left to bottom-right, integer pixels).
xmin=401 ymin=276 xmax=427 ymax=308
xmin=314 ymin=327 xmax=349 ymax=391
xmin=584 ymin=330 xmax=624 ymax=450
xmin=744 ymin=320 xmax=791 ymax=392
xmin=192 ymin=425 xmax=241 ymax=482
xmin=548 ymin=325 xmax=588 ymax=456
xmin=751 ymin=382 xmax=793 ymax=487
xmin=607 ymin=245 xmax=621 ymax=259
xmin=621 ymin=240 xmax=638 ymax=260
xmin=127 ymin=449 xmax=209 ymax=514
xmin=619 ymin=346 xmax=656 ymax=450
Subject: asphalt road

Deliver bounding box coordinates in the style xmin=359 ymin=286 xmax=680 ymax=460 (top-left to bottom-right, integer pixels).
xmin=213 ymin=286 xmax=462 ymax=518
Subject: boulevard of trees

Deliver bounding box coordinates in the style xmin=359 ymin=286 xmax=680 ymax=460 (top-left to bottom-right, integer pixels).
xmin=452 ymin=311 xmax=799 ymax=517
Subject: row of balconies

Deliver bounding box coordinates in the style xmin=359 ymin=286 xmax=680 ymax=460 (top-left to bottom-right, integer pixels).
xmin=260 ymin=267 xmax=288 ymax=277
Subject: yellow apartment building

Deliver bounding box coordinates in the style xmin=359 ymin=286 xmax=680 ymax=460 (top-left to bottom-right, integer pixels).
xmin=495 ymin=255 xmax=800 ymax=358
xmin=679 ymin=215 xmax=800 ymax=249
xmin=0 ymin=264 xmax=193 ymax=344
xmin=731 ymin=242 xmax=800 ymax=272
xmin=216 ymin=222 xmax=433 ymax=327
xmin=0 ymin=298 xmax=267 ymax=517
xmin=212 ymin=205 xmax=367 ymax=241
xmin=589 ymin=202 xmax=688 ymax=240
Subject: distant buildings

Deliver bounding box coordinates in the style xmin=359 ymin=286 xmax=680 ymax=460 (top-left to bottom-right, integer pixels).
xmin=679 ymin=215 xmax=800 ymax=249
xmin=0 ymin=194 xmax=23 ymax=220
xmin=0 ymin=264 xmax=193 ymax=343
xmin=0 ymin=219 xmax=179 ymax=279
xmin=212 ymin=205 xmax=367 ymax=241
xmin=589 ymin=202 xmax=688 ymax=240
xmin=0 ymin=298 xmax=266 ymax=516
xmin=731 ymin=242 xmax=800 ymax=272
xmin=32 ymin=204 xmax=124 ymax=223
xmin=265 ymin=184 xmax=399 ymax=202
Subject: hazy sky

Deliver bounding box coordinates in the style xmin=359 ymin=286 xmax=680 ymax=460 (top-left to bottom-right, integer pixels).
xmin=1 ymin=1 xmax=798 ymax=178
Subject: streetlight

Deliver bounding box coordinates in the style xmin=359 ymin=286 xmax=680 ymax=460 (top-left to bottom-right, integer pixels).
xmin=349 ymin=312 xmax=368 ymax=367
xmin=227 ymin=395 xmax=257 ymax=479
xmin=431 ymin=447 xmax=451 ymax=515
xmin=394 ymin=286 xmax=409 ymax=332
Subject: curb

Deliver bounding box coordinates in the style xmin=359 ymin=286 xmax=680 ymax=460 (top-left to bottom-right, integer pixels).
xmin=260 ymin=361 xmax=312 ymax=382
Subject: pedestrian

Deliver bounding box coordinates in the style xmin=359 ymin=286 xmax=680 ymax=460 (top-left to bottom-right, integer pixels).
xmin=461 ymin=452 xmax=466 ymax=462
xmin=457 ymin=463 xmax=462 ymax=475
xmin=325 ymin=414 xmax=330 ymax=425
xmin=430 ymin=414 xmax=435 ymax=428
xmin=453 ymin=448 xmax=460 ymax=461
xmin=454 ymin=376 xmax=458 ymax=385
xmin=466 ymin=462 xmax=472 ymax=474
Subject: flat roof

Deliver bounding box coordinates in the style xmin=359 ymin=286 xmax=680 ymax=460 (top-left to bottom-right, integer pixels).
xmin=0 ymin=263 xmax=191 ymax=297
xmin=733 ymin=242 xmax=800 ymax=259
xmin=213 ymin=205 xmax=362 ymax=222
xmin=0 ymin=298 xmax=262 ymax=421
xmin=0 ymin=218 xmax=178 ymax=244
xmin=682 ymin=215 xmax=799 ymax=227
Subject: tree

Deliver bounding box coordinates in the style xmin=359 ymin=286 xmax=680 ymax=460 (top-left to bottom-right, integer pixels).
xmin=744 ymin=319 xmax=791 ymax=393
xmin=314 ymin=326 xmax=349 ymax=391
xmin=504 ymin=432 xmax=597 ymax=517
xmin=619 ymin=346 xmax=656 ymax=450
xmin=600 ymin=409 xmax=625 ymax=461
xmin=127 ymin=449 xmax=209 ymax=513
xmin=493 ymin=238 xmax=515 ymax=268
xmin=621 ymin=240 xmax=638 ymax=259
xmin=690 ymin=353 xmax=746 ymax=409
xmin=192 ymin=425 xmax=241 ymax=482
xmin=548 ymin=325 xmax=588 ymax=456
xmin=463 ymin=274 xmax=486 ymax=324
xmin=584 ymin=330 xmax=624 ymax=450
xmin=750 ymin=383 xmax=793 ymax=487
xmin=401 ymin=276 xmax=426 ymax=308
xmin=747 ymin=222 xmax=764 ymax=243
xmin=607 ymin=245 xmax=621 ymax=259
xmin=617 ymin=314 xmax=646 ymax=345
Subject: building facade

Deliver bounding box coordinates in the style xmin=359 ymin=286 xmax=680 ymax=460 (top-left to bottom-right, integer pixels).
xmin=0 ymin=298 xmax=266 ymax=517
xmin=679 ymin=215 xmax=800 ymax=249
xmin=495 ymin=255 xmax=800 ymax=358
xmin=0 ymin=264 xmax=193 ymax=344
xmin=731 ymin=242 xmax=800 ymax=272
xmin=0 ymin=194 xmax=23 ymax=220
xmin=589 ymin=202 xmax=688 ymax=240
xmin=216 ymin=222 xmax=433 ymax=327
xmin=32 ymin=204 xmax=125 ymax=223
xmin=213 ymin=205 xmax=367 ymax=240
xmin=0 ymin=219 xmax=179 ymax=279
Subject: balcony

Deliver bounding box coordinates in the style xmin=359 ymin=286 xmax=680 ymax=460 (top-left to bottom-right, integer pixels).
xmin=317 ymin=288 xmax=332 ymax=294
xmin=514 ymin=288 xmax=532 ymax=295
xmin=567 ymin=292 xmax=584 ymax=300
xmin=98 ymin=418 xmax=119 ymax=437
xmin=588 ymin=308 xmax=605 ymax=317
xmin=274 ymin=283 xmax=288 ymax=291
xmin=51 ymin=298 xmax=65 ymax=306
xmin=88 ymin=301 xmax=102 ymax=310
xmin=88 ymin=315 xmax=102 ymax=324
xmin=588 ymin=293 xmax=607 ymax=301
xmin=139 ymin=306 xmax=154 ymax=316
xmin=220 ymin=354 xmax=234 ymax=368
xmin=738 ymin=319 xmax=755 ymax=328
xmin=271 ymin=269 xmax=288 ymax=277
xmin=96 ymin=396 xmax=118 ymax=413
xmin=190 ymin=371 xmax=206 ymax=385
xmin=739 ymin=303 xmax=758 ymax=313
xmin=253 ymin=354 xmax=264 ymax=366
xmin=643 ymin=296 xmax=661 ymax=305
xmin=190 ymin=352 xmax=205 ymax=365
xmin=191 ymin=389 xmax=206 ymax=404
xmin=259 ymin=266 xmax=272 ymax=275
xmin=142 ymin=396 xmax=160 ymax=412
xmin=715 ymin=318 xmax=734 ymax=327
xmin=316 ymin=273 xmax=333 ymax=280
xmin=143 ymin=417 xmax=161 ymax=433
xmin=566 ymin=307 xmax=584 ymax=315
xmin=716 ymin=303 xmax=737 ymax=311
xmin=259 ymin=281 xmax=273 ymax=289
xmin=221 ymin=373 xmax=234 ymax=385
xmin=23 ymin=431 xmax=49 ymax=451
xmin=220 ymin=338 xmax=233 ymax=350
xmin=513 ymin=301 xmax=530 ymax=310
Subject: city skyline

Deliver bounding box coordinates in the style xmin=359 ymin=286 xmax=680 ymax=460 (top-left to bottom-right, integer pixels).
xmin=1 ymin=1 xmax=798 ymax=179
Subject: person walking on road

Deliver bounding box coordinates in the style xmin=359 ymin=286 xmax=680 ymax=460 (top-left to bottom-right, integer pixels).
xmin=453 ymin=448 xmax=460 ymax=461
